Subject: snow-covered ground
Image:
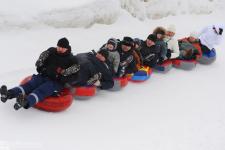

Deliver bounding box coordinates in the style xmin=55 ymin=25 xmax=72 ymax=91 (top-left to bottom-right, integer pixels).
xmin=0 ymin=0 xmax=225 ymax=150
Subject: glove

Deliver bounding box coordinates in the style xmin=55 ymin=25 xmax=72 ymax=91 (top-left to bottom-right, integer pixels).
xmin=158 ymin=57 xmax=164 ymax=65
xmin=166 ymin=49 xmax=172 ymax=59
xmin=93 ymin=80 xmax=101 ymax=87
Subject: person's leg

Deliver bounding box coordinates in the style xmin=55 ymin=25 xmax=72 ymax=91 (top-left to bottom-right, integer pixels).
xmin=7 ymin=74 xmax=47 ymax=99
xmin=25 ymin=80 xmax=63 ymax=108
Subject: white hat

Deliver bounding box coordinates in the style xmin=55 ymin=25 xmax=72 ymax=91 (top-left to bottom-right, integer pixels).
xmin=189 ymin=31 xmax=199 ymax=38
xmin=167 ymin=24 xmax=176 ymax=33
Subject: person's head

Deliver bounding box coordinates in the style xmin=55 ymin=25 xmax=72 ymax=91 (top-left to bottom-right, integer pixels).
xmin=146 ymin=34 xmax=157 ymax=47
xmin=166 ymin=24 xmax=176 ymax=37
xmin=121 ymin=36 xmax=134 ymax=52
xmin=57 ymin=37 xmax=70 ymax=53
xmin=188 ymin=32 xmax=199 ymax=42
xmin=106 ymin=38 xmax=118 ymax=51
xmin=213 ymin=25 xmax=223 ymax=35
xmin=96 ymin=49 xmax=109 ymax=62
xmin=134 ymin=38 xmax=142 ymax=49
xmin=153 ymin=27 xmax=166 ymax=40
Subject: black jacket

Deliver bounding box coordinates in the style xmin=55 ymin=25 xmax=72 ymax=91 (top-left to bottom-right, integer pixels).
xmin=70 ymin=52 xmax=114 ymax=90
xmin=140 ymin=41 xmax=161 ymax=67
xmin=116 ymin=43 xmax=137 ymax=76
xmin=35 ymin=47 xmax=79 ymax=85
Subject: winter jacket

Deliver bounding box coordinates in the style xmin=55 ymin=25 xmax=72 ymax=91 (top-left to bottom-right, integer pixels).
xmin=199 ymin=25 xmax=223 ymax=50
xmin=164 ymin=36 xmax=180 ymax=59
xmin=140 ymin=41 xmax=161 ymax=67
xmin=116 ymin=43 xmax=137 ymax=77
xmin=178 ymin=37 xmax=202 ymax=58
xmin=155 ymin=39 xmax=168 ymax=59
xmin=99 ymin=45 xmax=120 ymax=74
xmin=35 ymin=47 xmax=79 ymax=85
xmin=71 ymin=52 xmax=114 ymax=90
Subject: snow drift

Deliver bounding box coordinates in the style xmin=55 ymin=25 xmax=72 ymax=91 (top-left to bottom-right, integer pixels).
xmin=0 ymin=0 xmax=224 ymax=30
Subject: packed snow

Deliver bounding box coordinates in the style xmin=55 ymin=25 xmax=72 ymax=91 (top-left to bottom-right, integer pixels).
xmin=0 ymin=0 xmax=225 ymax=150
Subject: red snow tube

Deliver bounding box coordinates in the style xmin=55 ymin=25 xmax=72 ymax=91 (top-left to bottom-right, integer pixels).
xmin=154 ymin=60 xmax=172 ymax=72
xmin=20 ymin=76 xmax=73 ymax=112
xmin=119 ymin=77 xmax=128 ymax=87
xmin=72 ymin=86 xmax=97 ymax=99
xmin=172 ymin=59 xmax=197 ymax=70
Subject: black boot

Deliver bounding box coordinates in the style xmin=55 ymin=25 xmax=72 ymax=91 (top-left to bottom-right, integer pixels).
xmin=1 ymin=85 xmax=9 ymax=103
xmin=14 ymin=93 xmax=29 ymax=110
xmin=0 ymin=85 xmax=15 ymax=103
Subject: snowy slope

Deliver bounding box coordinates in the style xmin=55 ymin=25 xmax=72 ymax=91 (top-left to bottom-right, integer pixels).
xmin=0 ymin=0 xmax=225 ymax=150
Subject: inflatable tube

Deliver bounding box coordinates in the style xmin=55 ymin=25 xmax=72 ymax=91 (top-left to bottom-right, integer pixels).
xmin=20 ymin=76 xmax=73 ymax=112
xmin=72 ymin=86 xmax=97 ymax=100
xmin=154 ymin=60 xmax=172 ymax=73
xmin=172 ymin=59 xmax=197 ymax=70
xmin=129 ymin=66 xmax=152 ymax=82
xmin=198 ymin=50 xmax=216 ymax=64
xmin=109 ymin=77 xmax=128 ymax=91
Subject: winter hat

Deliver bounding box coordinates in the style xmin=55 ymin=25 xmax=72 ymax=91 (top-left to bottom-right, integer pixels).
xmin=122 ymin=36 xmax=134 ymax=47
xmin=107 ymin=38 xmax=118 ymax=49
xmin=57 ymin=37 xmax=70 ymax=49
xmin=189 ymin=32 xmax=199 ymax=38
xmin=147 ymin=34 xmax=157 ymax=42
xmin=167 ymin=24 xmax=176 ymax=33
xmin=98 ymin=49 xmax=109 ymax=59
xmin=134 ymin=38 xmax=142 ymax=46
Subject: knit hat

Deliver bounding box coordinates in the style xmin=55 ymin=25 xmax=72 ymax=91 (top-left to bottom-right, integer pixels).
xmin=121 ymin=36 xmax=134 ymax=47
xmin=98 ymin=49 xmax=109 ymax=59
xmin=57 ymin=37 xmax=70 ymax=49
xmin=147 ymin=34 xmax=157 ymax=42
xmin=134 ymin=38 xmax=142 ymax=46
xmin=107 ymin=38 xmax=118 ymax=49
xmin=167 ymin=24 xmax=176 ymax=33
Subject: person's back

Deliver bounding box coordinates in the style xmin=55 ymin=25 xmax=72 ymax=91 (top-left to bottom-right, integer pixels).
xmin=73 ymin=51 xmax=114 ymax=89
xmin=199 ymin=25 xmax=223 ymax=52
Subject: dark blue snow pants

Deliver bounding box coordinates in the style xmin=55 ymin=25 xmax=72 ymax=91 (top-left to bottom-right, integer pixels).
xmin=9 ymin=74 xmax=63 ymax=108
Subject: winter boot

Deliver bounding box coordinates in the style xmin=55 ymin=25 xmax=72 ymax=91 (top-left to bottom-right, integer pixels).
xmin=14 ymin=93 xmax=29 ymax=110
xmin=0 ymin=85 xmax=16 ymax=103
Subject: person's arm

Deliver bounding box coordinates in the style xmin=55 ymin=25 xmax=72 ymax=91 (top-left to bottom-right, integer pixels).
xmin=35 ymin=48 xmax=54 ymax=74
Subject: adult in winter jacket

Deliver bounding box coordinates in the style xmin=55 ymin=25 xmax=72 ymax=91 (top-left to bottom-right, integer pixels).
xmin=164 ymin=25 xmax=180 ymax=59
xmin=153 ymin=26 xmax=168 ymax=63
xmin=116 ymin=37 xmax=138 ymax=77
xmin=140 ymin=34 xmax=161 ymax=67
xmin=70 ymin=49 xmax=114 ymax=90
xmin=178 ymin=32 xmax=202 ymax=60
xmin=99 ymin=38 xmax=120 ymax=75
xmin=199 ymin=24 xmax=224 ymax=54
xmin=133 ymin=38 xmax=143 ymax=69
xmin=0 ymin=38 xmax=80 ymax=110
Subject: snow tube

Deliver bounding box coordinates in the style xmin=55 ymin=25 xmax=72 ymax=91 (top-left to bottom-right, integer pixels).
xmin=109 ymin=77 xmax=128 ymax=91
xmin=72 ymin=86 xmax=97 ymax=100
xmin=154 ymin=60 xmax=172 ymax=73
xmin=198 ymin=49 xmax=216 ymax=64
xmin=20 ymin=76 xmax=73 ymax=112
xmin=128 ymin=66 xmax=152 ymax=82
xmin=172 ymin=59 xmax=197 ymax=70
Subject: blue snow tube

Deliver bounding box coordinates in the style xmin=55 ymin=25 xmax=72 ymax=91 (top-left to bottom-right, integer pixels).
xmin=198 ymin=49 xmax=216 ymax=64
xmin=128 ymin=66 xmax=152 ymax=82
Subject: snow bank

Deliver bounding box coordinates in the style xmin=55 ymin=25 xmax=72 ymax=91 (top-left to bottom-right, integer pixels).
xmin=37 ymin=0 xmax=121 ymax=28
xmin=0 ymin=0 xmax=224 ymax=30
